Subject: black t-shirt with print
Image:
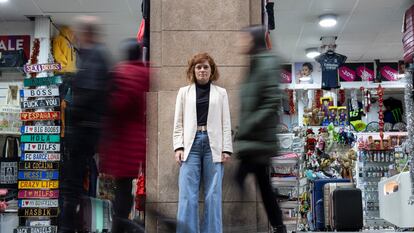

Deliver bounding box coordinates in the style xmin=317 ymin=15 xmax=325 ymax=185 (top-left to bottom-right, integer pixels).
xmin=315 ymin=52 xmax=347 ymax=90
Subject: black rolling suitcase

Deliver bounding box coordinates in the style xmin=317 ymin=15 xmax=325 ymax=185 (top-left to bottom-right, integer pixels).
xmin=332 ymin=188 xmax=363 ymax=231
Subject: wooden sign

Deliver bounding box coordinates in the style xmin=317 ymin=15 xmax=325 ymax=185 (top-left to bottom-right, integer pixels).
xmin=18 ymin=208 xmax=59 ymax=217
xmin=20 ymin=111 xmax=60 ymax=121
xmin=18 ymin=190 xmax=59 ymax=199
xmin=21 ymin=98 xmax=60 ymax=109
xmin=22 ymin=143 xmax=60 ymax=152
xmin=19 ymin=199 xmax=59 ymax=208
xmin=18 ymin=171 xmax=59 ymax=180
xmin=23 ymin=76 xmax=62 ymax=87
xmin=20 ymin=88 xmax=59 ymax=98
xmin=21 ymin=126 xmax=60 ymax=134
xmin=14 ymin=226 xmax=57 ymax=233
xmin=21 ymin=134 xmax=60 ymax=143
xmin=18 ymin=180 xmax=59 ymax=189
xmin=24 ymin=63 xmax=61 ymax=73
xmin=21 ymin=153 xmax=61 ymax=161
xmin=19 ymin=161 xmax=59 ymax=170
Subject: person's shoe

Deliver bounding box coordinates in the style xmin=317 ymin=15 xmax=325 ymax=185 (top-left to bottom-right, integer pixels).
xmin=273 ymin=225 xmax=287 ymax=233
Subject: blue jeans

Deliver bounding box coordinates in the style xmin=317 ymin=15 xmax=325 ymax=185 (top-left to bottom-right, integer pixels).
xmin=177 ymin=131 xmax=224 ymax=233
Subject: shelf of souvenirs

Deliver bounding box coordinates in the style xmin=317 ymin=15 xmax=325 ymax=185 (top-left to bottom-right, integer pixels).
xmin=279 ymin=81 xmax=406 ymax=91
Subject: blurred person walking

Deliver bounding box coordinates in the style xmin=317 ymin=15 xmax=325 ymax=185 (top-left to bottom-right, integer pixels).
xmin=173 ymin=52 xmax=233 ymax=233
xmin=234 ymin=25 xmax=286 ymax=233
xmin=58 ymin=16 xmax=111 ymax=233
xmin=99 ymin=39 xmax=149 ymax=233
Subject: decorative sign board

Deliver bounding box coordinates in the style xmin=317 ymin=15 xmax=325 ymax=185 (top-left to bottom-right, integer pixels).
xmin=21 ymin=143 xmax=60 ymax=152
xmin=21 ymin=126 xmax=60 ymax=134
xmin=20 ymin=88 xmax=59 ymax=98
xmin=14 ymin=226 xmax=57 ymax=233
xmin=21 ymin=134 xmax=60 ymax=143
xmin=18 ymin=171 xmax=59 ymax=180
xmin=18 ymin=180 xmax=59 ymax=189
xmin=23 ymin=63 xmax=61 ymax=73
xmin=20 ymin=111 xmax=60 ymax=121
xmin=18 ymin=190 xmax=59 ymax=199
xmin=23 ymin=76 xmax=62 ymax=87
xmin=19 ymin=162 xmax=59 ymax=170
xmin=21 ymin=153 xmax=60 ymax=161
xmin=18 ymin=208 xmax=58 ymax=217
xmin=18 ymin=199 xmax=58 ymax=208
xmin=21 ymin=98 xmax=60 ymax=109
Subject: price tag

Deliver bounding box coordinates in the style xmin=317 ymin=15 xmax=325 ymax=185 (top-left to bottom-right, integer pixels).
xmin=21 ymin=98 xmax=60 ymax=109
xmin=23 ymin=76 xmax=62 ymax=87
xmin=18 ymin=180 xmax=59 ymax=189
xmin=14 ymin=226 xmax=57 ymax=233
xmin=18 ymin=199 xmax=59 ymax=208
xmin=21 ymin=153 xmax=61 ymax=162
xmin=20 ymin=88 xmax=59 ymax=98
xmin=21 ymin=135 xmax=60 ymax=143
xmin=19 ymin=162 xmax=59 ymax=170
xmin=18 ymin=208 xmax=59 ymax=217
xmin=22 ymin=143 xmax=60 ymax=152
xmin=24 ymin=63 xmax=61 ymax=73
xmin=18 ymin=190 xmax=59 ymax=199
xmin=18 ymin=171 xmax=59 ymax=180
xmin=20 ymin=111 xmax=60 ymax=121
xmin=21 ymin=126 xmax=60 ymax=134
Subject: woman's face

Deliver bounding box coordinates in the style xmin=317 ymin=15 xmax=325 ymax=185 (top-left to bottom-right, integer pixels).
xmin=301 ymin=66 xmax=311 ymax=76
xmin=194 ymin=60 xmax=211 ymax=85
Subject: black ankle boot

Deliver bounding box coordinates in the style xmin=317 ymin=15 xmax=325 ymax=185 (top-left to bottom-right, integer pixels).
xmin=273 ymin=225 xmax=287 ymax=233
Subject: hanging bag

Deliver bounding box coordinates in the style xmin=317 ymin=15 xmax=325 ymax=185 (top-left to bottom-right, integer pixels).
xmin=0 ymin=137 xmax=20 ymax=189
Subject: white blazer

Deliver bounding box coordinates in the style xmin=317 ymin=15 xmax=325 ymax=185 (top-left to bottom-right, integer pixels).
xmin=173 ymin=83 xmax=233 ymax=163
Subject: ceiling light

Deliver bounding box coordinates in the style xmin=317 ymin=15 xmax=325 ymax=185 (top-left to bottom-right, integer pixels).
xmin=0 ymin=0 xmax=8 ymax=3
xmin=306 ymin=48 xmax=320 ymax=59
xmin=319 ymin=14 xmax=337 ymax=28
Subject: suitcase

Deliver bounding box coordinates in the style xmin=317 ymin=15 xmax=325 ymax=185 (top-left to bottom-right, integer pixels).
xmin=323 ymin=182 xmax=355 ymax=230
xmin=332 ymin=188 xmax=363 ymax=231
xmin=311 ymin=178 xmax=350 ymax=231
xmin=79 ymin=197 xmax=113 ymax=232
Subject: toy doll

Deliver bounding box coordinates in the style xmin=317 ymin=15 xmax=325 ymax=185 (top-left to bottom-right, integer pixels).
xmin=338 ymin=106 xmax=347 ymax=126
xmin=328 ymin=106 xmax=337 ymax=125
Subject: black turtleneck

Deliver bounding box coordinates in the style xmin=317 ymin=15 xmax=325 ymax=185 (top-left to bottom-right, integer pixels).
xmin=196 ymin=82 xmax=210 ymax=126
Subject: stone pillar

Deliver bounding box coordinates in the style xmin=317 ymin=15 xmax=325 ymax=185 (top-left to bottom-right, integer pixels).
xmin=147 ymin=1 xmax=267 ymax=232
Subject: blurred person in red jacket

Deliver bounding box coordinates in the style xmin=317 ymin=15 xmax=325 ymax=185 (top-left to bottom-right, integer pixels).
xmin=99 ymin=39 xmax=149 ymax=233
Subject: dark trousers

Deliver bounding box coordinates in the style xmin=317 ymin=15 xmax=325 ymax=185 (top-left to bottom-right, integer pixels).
xmin=111 ymin=178 xmax=134 ymax=233
xmin=59 ymin=127 xmax=99 ymax=231
xmin=236 ymin=160 xmax=284 ymax=228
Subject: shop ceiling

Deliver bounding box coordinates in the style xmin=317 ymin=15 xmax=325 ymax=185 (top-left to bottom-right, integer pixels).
xmin=273 ymin=0 xmax=413 ymax=62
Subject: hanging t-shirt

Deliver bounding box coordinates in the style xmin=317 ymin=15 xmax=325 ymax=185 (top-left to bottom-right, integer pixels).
xmin=383 ymin=97 xmax=403 ymax=124
xmin=315 ymin=52 xmax=347 ymax=90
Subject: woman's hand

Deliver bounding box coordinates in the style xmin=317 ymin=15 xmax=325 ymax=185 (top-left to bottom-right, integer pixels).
xmin=222 ymin=152 xmax=231 ymax=163
xmin=175 ymin=149 xmax=184 ymax=165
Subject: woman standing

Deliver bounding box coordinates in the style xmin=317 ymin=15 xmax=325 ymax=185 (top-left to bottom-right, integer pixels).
xmin=173 ymin=52 xmax=233 ymax=233
xmin=235 ymin=25 xmax=286 ymax=233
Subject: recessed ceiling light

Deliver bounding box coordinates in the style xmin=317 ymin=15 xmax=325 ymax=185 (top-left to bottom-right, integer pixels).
xmin=0 ymin=0 xmax=8 ymax=3
xmin=319 ymin=14 xmax=337 ymax=28
xmin=306 ymin=48 xmax=321 ymax=59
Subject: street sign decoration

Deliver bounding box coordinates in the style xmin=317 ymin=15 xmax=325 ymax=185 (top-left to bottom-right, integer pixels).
xmin=21 ymin=153 xmax=60 ymax=161
xmin=21 ymin=126 xmax=60 ymax=134
xmin=23 ymin=76 xmax=62 ymax=87
xmin=19 ymin=161 xmax=59 ymax=170
xmin=18 ymin=208 xmax=59 ymax=217
xmin=18 ymin=190 xmax=59 ymax=199
xmin=23 ymin=63 xmax=61 ymax=73
xmin=14 ymin=226 xmax=57 ymax=233
xmin=18 ymin=180 xmax=59 ymax=189
xmin=18 ymin=171 xmax=59 ymax=180
xmin=20 ymin=111 xmax=60 ymax=121
xmin=28 ymin=220 xmax=51 ymax=226
xmin=18 ymin=199 xmax=58 ymax=208
xmin=21 ymin=98 xmax=60 ymax=109
xmin=21 ymin=134 xmax=60 ymax=143
xmin=22 ymin=143 xmax=60 ymax=152
xmin=20 ymin=88 xmax=59 ymax=98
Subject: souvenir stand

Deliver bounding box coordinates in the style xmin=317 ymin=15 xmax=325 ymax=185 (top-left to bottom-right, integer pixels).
xmin=14 ymin=38 xmax=62 ymax=233
xmin=275 ymin=33 xmax=411 ymax=231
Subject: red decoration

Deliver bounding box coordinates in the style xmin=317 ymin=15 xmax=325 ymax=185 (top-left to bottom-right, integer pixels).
xmin=315 ymin=89 xmax=322 ymax=108
xmin=377 ymin=85 xmax=385 ymax=142
xmin=285 ymin=89 xmax=295 ymax=115
xmin=29 ymin=39 xmax=40 ymax=78
xmin=339 ymin=89 xmax=346 ymax=106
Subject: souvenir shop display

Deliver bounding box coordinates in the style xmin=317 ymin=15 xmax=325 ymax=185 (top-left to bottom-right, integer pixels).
xmin=14 ymin=38 xmax=62 ymax=232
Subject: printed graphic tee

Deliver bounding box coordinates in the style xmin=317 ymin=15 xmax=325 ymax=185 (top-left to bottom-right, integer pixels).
xmin=315 ymin=52 xmax=347 ymax=90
